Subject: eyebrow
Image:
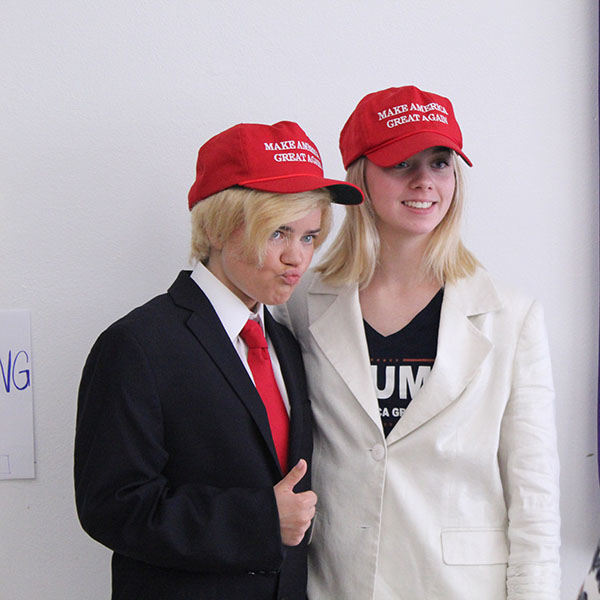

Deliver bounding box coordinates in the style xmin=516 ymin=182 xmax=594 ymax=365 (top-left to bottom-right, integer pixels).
xmin=279 ymin=225 xmax=322 ymax=235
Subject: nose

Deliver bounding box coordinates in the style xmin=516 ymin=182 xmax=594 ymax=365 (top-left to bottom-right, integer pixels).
xmin=281 ymin=239 xmax=310 ymax=267
xmin=409 ymin=164 xmax=433 ymax=189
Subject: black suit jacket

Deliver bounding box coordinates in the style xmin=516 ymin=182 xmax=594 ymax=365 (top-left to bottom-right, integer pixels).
xmin=74 ymin=271 xmax=312 ymax=600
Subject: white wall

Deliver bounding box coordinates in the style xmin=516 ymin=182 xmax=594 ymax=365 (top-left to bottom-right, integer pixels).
xmin=1 ymin=1 xmax=598 ymax=598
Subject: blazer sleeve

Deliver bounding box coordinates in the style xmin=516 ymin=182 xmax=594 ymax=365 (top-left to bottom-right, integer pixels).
xmin=498 ymin=300 xmax=561 ymax=599
xmin=74 ymin=323 xmax=284 ymax=574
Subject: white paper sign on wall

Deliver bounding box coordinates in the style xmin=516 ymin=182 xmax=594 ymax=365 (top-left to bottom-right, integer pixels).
xmin=0 ymin=310 xmax=35 ymax=480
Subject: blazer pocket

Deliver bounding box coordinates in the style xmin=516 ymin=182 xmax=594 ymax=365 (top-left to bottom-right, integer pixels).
xmin=441 ymin=528 xmax=508 ymax=565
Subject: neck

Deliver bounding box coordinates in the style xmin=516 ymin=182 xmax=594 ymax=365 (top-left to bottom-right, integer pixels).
xmin=373 ymin=231 xmax=435 ymax=289
xmin=359 ymin=232 xmax=442 ymax=336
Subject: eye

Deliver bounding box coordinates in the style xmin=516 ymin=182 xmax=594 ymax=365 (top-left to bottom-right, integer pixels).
xmin=431 ymin=150 xmax=453 ymax=169
xmin=392 ymin=161 xmax=410 ymax=170
xmin=301 ymin=234 xmax=317 ymax=244
xmin=270 ymin=230 xmax=284 ymax=240
xmin=432 ymin=158 xmax=450 ymax=169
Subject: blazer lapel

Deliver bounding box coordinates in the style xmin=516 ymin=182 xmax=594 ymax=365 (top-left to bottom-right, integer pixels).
xmin=386 ymin=269 xmax=501 ymax=445
xmin=169 ymin=272 xmax=280 ymax=470
xmin=308 ymin=279 xmax=382 ymax=430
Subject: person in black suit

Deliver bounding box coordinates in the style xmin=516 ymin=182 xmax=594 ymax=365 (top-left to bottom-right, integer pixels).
xmin=74 ymin=120 xmax=363 ymax=600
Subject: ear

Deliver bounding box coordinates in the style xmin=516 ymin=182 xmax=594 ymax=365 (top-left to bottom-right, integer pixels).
xmin=206 ymin=228 xmax=224 ymax=251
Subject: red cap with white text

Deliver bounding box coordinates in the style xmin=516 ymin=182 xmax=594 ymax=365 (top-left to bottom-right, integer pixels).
xmin=339 ymin=85 xmax=472 ymax=169
xmin=188 ymin=121 xmax=364 ymax=209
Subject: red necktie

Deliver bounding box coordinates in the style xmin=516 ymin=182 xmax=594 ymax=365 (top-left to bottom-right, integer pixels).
xmin=240 ymin=319 xmax=289 ymax=473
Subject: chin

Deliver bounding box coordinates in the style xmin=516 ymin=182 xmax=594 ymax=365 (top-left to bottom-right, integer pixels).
xmin=268 ymin=292 xmax=293 ymax=307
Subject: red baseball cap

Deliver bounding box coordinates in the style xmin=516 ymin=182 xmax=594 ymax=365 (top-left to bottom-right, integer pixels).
xmin=188 ymin=121 xmax=364 ymax=210
xmin=339 ymin=86 xmax=472 ymax=169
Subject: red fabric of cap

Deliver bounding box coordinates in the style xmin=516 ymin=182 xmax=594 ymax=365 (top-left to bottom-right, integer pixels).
xmin=188 ymin=121 xmax=364 ymax=210
xmin=339 ymin=86 xmax=472 ymax=169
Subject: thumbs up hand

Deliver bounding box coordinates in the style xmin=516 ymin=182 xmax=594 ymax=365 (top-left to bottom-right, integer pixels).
xmin=273 ymin=459 xmax=317 ymax=546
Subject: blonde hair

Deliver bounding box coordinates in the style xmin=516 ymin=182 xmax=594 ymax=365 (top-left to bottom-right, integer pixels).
xmin=317 ymin=155 xmax=479 ymax=287
xmin=190 ymin=186 xmax=333 ymax=266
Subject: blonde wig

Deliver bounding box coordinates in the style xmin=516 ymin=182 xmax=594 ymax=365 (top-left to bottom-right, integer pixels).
xmin=190 ymin=186 xmax=333 ymax=266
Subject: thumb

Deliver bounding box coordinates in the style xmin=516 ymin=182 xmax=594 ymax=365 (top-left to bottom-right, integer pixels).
xmin=279 ymin=458 xmax=307 ymax=491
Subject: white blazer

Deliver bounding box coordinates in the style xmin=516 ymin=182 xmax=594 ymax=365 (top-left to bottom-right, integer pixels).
xmin=276 ymin=267 xmax=560 ymax=600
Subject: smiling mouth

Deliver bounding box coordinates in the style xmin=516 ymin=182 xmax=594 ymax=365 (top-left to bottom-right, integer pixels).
xmin=403 ymin=201 xmax=434 ymax=209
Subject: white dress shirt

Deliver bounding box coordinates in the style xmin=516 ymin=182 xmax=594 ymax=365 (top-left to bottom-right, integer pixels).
xmin=190 ymin=262 xmax=291 ymax=413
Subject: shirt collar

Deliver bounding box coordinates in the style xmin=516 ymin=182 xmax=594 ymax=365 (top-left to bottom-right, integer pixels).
xmin=190 ymin=262 xmax=265 ymax=343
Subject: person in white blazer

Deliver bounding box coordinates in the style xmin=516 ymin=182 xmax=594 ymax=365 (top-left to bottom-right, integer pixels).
xmin=275 ymin=86 xmax=560 ymax=599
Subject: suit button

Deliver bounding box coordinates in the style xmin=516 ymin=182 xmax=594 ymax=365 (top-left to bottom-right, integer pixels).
xmin=371 ymin=444 xmax=385 ymax=461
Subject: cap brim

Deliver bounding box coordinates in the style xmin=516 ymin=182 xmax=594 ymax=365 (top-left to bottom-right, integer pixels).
xmin=240 ymin=174 xmax=364 ymax=205
xmin=366 ymin=132 xmax=472 ymax=168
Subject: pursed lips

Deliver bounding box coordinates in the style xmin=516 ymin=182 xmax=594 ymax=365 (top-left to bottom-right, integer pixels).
xmin=280 ymin=270 xmax=302 ymax=285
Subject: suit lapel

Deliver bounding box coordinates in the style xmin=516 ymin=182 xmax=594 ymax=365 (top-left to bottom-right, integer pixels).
xmin=265 ymin=310 xmax=305 ymax=470
xmin=169 ymin=272 xmax=280 ymax=470
xmin=308 ymin=280 xmax=383 ymax=430
xmin=386 ymin=269 xmax=501 ymax=444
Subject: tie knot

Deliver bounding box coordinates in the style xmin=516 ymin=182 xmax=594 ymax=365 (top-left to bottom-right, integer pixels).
xmin=240 ymin=319 xmax=268 ymax=349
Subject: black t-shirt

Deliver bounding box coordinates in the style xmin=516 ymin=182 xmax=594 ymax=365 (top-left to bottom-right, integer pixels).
xmin=364 ymin=289 xmax=443 ymax=437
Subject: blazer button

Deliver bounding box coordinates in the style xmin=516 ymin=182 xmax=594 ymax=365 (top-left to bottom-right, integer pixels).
xmin=371 ymin=444 xmax=385 ymax=461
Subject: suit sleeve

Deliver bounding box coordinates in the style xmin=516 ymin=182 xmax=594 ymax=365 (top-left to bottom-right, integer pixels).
xmin=498 ymin=300 xmax=561 ymax=599
xmin=74 ymin=324 xmax=284 ymax=574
